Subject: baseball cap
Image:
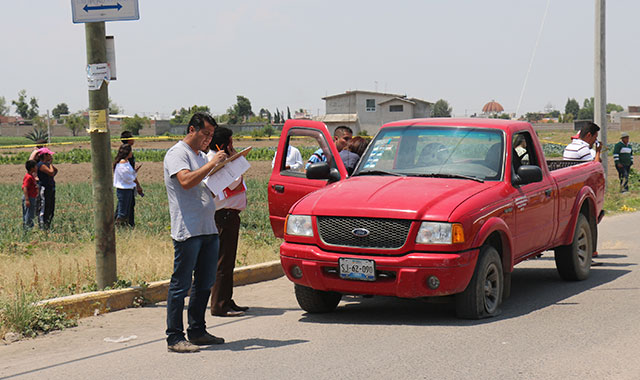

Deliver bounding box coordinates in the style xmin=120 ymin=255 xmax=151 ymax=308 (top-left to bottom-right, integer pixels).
xmin=571 ymin=133 xmax=579 ymax=140
xmin=37 ymin=147 xmax=55 ymax=155
xmin=621 ymin=132 xmax=629 ymax=138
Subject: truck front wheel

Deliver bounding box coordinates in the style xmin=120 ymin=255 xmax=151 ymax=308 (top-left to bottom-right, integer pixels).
xmin=455 ymin=246 xmax=503 ymax=319
xmin=294 ymin=284 xmax=341 ymax=313
xmin=554 ymin=213 xmax=592 ymax=281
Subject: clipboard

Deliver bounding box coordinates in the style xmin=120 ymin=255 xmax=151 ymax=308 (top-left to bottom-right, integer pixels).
xmin=207 ymin=146 xmax=252 ymax=177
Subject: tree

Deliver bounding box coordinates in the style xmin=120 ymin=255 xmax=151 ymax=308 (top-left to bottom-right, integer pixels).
xmin=259 ymin=108 xmax=271 ymax=122
xmin=65 ymin=113 xmax=87 ymax=136
xmin=607 ymin=103 xmax=624 ymax=113
xmin=122 ymin=114 xmax=150 ymax=135
xmin=287 ymin=106 xmax=291 ymax=120
xmin=274 ymin=108 xmax=280 ymax=123
xmin=52 ymin=103 xmax=70 ymax=119
xmin=12 ymin=89 xmax=39 ymax=119
xmin=0 ymin=96 xmax=9 ymax=116
xmin=108 ymin=98 xmax=122 ymax=115
xmin=432 ymin=99 xmax=452 ymax=117
xmin=577 ymin=97 xmax=594 ymax=121
xmin=564 ymin=98 xmax=580 ymax=120
xmin=170 ymin=105 xmax=211 ymax=125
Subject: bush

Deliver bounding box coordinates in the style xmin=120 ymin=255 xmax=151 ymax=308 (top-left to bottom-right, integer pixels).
xmin=0 ymin=290 xmax=76 ymax=338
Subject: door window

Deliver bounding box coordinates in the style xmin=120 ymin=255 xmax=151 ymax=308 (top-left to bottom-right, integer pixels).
xmin=275 ymin=127 xmax=335 ymax=177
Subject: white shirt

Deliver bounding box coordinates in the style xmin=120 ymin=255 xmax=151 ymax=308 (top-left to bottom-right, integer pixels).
xmin=207 ymin=150 xmax=247 ymax=211
xmin=113 ymin=162 xmax=137 ymax=189
xmin=563 ymin=139 xmax=594 ymax=161
xmin=272 ymin=145 xmax=303 ymax=171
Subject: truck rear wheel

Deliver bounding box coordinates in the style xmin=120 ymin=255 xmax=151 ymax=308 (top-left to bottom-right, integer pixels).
xmin=554 ymin=213 xmax=592 ymax=281
xmin=294 ymin=284 xmax=341 ymax=313
xmin=455 ymin=246 xmax=503 ymax=319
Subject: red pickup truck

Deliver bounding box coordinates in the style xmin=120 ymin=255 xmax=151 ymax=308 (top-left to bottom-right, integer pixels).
xmin=268 ymin=118 xmax=605 ymax=318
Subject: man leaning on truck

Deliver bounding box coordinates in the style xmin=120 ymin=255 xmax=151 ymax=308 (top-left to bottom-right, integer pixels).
xmin=563 ymin=122 xmax=602 ymax=163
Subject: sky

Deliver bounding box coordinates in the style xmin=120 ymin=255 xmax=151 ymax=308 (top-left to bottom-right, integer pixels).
xmin=1 ymin=0 xmax=639 ymax=119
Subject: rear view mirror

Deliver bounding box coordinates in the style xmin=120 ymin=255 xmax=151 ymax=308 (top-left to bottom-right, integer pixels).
xmin=512 ymin=165 xmax=542 ymax=186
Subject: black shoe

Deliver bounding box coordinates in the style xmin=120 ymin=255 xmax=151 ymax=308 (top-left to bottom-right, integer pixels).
xmin=230 ymin=300 xmax=249 ymax=312
xmin=188 ymin=332 xmax=225 ymax=346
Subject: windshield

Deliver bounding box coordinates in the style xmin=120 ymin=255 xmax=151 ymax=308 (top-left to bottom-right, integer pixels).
xmin=354 ymin=126 xmax=505 ymax=181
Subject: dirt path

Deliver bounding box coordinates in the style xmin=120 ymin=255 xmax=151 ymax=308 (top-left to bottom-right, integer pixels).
xmin=0 ymin=160 xmax=273 ymax=185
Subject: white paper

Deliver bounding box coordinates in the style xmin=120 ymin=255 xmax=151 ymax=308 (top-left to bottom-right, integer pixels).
xmin=203 ymin=156 xmax=251 ymax=197
xmin=87 ymin=63 xmax=111 ymax=91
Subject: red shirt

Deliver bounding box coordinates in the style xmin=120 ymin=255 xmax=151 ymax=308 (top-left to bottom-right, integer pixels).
xmin=22 ymin=173 xmax=38 ymax=198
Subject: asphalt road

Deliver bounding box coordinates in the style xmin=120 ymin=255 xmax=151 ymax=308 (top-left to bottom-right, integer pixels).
xmin=2 ymin=212 xmax=639 ymax=380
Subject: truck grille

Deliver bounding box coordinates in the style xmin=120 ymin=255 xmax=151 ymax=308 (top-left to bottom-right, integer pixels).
xmin=316 ymin=216 xmax=412 ymax=249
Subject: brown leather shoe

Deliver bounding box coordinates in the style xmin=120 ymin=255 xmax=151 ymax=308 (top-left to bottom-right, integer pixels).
xmin=212 ymin=310 xmax=245 ymax=317
xmin=230 ymin=300 xmax=249 ymax=312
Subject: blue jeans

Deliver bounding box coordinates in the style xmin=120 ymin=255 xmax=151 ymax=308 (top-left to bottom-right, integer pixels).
xmin=22 ymin=196 xmax=37 ymax=229
xmin=166 ymin=234 xmax=219 ymax=345
xmin=115 ymin=188 xmax=135 ymax=226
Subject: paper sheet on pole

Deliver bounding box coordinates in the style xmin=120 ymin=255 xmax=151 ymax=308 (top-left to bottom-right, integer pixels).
xmin=87 ymin=63 xmax=111 ymax=91
xmin=204 ymin=156 xmax=251 ymax=197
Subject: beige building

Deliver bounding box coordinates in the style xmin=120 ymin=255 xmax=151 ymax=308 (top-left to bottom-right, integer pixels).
xmin=320 ymin=90 xmax=432 ymax=135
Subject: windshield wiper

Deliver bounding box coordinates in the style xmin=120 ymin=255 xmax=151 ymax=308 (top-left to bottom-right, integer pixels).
xmin=410 ymin=173 xmax=484 ymax=183
xmin=355 ymin=170 xmax=405 ymax=177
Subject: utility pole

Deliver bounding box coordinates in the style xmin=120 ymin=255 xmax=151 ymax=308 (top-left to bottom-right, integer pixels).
xmin=595 ymin=0 xmax=608 ymax=179
xmin=46 ymin=110 xmax=51 ymax=144
xmin=86 ymin=22 xmax=117 ymax=288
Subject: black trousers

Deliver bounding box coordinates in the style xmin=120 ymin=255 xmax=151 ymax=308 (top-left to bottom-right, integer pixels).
xmin=39 ymin=186 xmax=55 ymax=230
xmin=210 ymin=208 xmax=241 ymax=314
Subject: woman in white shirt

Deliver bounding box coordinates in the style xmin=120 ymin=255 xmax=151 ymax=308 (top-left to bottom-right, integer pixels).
xmin=113 ymin=143 xmax=137 ymax=227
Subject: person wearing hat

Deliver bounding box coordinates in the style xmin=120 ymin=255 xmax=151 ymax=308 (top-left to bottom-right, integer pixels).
xmin=613 ymin=132 xmax=633 ymax=193
xmin=36 ymin=147 xmax=58 ymax=229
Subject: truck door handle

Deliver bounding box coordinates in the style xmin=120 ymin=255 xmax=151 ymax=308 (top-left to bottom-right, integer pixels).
xmin=545 ymin=188 xmax=552 ymax=197
xmin=273 ymin=184 xmax=285 ymax=193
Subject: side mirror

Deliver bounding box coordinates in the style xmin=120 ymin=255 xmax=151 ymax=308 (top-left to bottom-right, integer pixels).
xmin=306 ymin=162 xmax=341 ymax=183
xmin=512 ymin=165 xmax=543 ymax=186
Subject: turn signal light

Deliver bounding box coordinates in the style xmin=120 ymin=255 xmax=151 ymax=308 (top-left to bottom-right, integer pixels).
xmin=452 ymin=223 xmax=465 ymax=244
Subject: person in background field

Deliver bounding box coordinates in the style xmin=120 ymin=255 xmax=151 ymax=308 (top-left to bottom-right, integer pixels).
xmin=339 ymin=136 xmax=370 ymax=175
xmin=563 ymin=122 xmax=602 ymax=163
xmin=305 ymin=126 xmax=353 ymax=169
xmin=36 ymin=147 xmax=57 ymax=230
xmin=121 ymin=131 xmax=144 ymax=226
xmin=613 ymin=132 xmax=633 ymax=193
xmin=113 ymin=144 xmax=137 ymax=227
xmin=163 ymin=112 xmax=227 ymax=353
xmin=207 ymin=126 xmax=250 ymax=317
xmin=271 ymin=144 xmax=303 ymax=171
xmin=22 ymin=160 xmax=38 ymax=229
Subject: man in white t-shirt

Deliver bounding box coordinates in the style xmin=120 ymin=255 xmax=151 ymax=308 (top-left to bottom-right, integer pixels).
xmin=271 ymin=145 xmax=303 ymax=171
xmin=563 ymin=122 xmax=602 ymax=162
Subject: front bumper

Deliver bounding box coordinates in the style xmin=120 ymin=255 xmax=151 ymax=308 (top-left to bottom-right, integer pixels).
xmin=280 ymin=242 xmax=479 ymax=298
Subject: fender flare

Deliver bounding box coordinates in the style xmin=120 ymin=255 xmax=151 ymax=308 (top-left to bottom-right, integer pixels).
xmin=471 ymin=217 xmax=515 ymax=273
xmin=559 ymin=186 xmax=597 ymax=246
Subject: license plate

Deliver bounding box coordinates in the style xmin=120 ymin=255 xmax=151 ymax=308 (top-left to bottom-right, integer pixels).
xmin=339 ymin=258 xmax=376 ymax=281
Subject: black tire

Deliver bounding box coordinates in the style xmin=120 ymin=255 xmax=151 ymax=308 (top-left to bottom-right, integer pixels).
xmin=554 ymin=213 xmax=592 ymax=281
xmin=456 ymin=246 xmax=503 ymax=319
xmin=294 ymin=284 xmax=341 ymax=313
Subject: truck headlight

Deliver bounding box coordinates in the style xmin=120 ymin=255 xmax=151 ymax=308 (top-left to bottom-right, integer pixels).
xmin=285 ymin=215 xmax=314 ymax=237
xmin=416 ymin=222 xmax=464 ymax=244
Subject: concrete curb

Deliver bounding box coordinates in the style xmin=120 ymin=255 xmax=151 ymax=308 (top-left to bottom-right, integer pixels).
xmin=38 ymin=260 xmax=284 ymax=319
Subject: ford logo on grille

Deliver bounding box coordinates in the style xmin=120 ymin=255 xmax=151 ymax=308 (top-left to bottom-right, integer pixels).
xmin=352 ymin=228 xmax=370 ymax=237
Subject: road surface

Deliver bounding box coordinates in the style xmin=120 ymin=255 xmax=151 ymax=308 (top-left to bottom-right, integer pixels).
xmin=2 ymin=212 xmax=639 ymax=380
